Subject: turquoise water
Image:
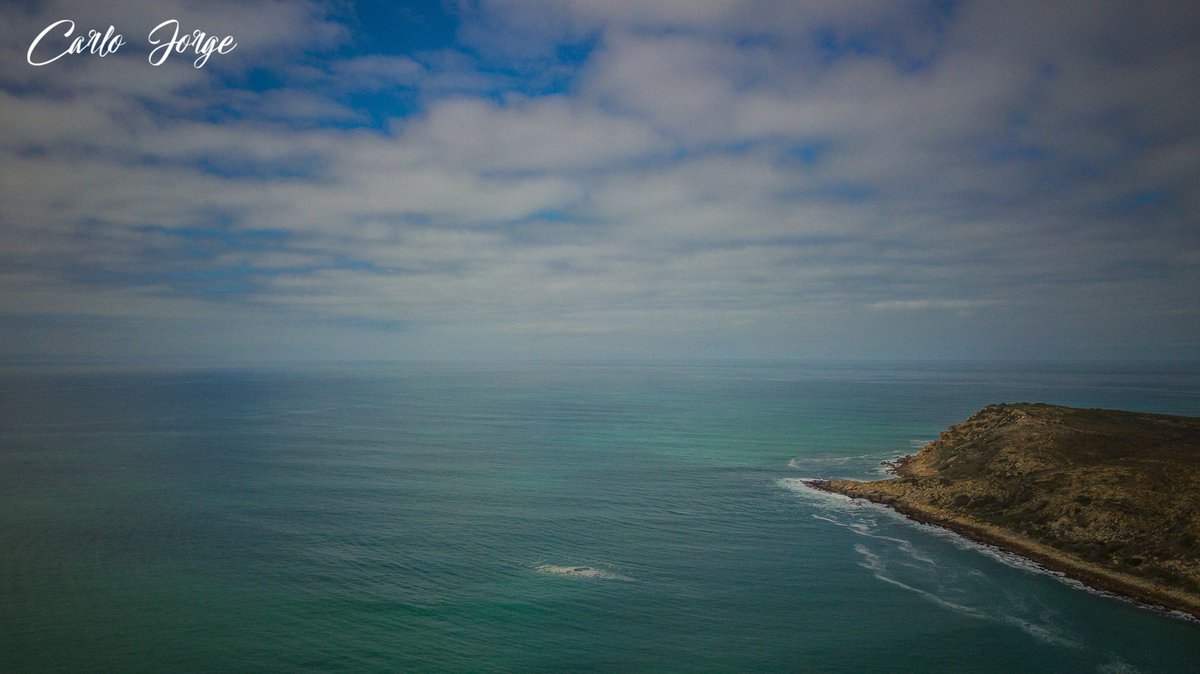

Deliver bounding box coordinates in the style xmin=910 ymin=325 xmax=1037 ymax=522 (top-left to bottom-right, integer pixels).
xmin=2 ymin=362 xmax=1199 ymax=672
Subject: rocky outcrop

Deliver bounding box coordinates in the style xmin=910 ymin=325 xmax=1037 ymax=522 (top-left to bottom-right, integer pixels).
xmin=807 ymin=403 xmax=1200 ymax=619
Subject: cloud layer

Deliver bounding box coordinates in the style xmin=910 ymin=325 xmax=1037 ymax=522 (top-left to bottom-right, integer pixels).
xmin=2 ymin=0 xmax=1198 ymax=363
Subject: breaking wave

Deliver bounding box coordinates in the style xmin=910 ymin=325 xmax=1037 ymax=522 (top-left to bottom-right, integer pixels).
xmin=533 ymin=564 xmax=633 ymax=581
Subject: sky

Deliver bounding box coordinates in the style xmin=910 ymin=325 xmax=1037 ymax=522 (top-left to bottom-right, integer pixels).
xmin=1 ymin=0 xmax=1198 ymax=365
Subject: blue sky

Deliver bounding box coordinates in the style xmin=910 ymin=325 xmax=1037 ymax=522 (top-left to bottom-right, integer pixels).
xmin=1 ymin=0 xmax=1198 ymax=364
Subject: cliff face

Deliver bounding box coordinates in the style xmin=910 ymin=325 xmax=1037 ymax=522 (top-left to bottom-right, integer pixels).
xmin=810 ymin=403 xmax=1200 ymax=617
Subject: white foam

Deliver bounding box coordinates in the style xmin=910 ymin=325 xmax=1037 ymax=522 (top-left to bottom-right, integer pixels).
xmin=852 ymin=543 xmax=1081 ymax=648
xmin=534 ymin=564 xmax=633 ymax=581
xmin=778 ymin=477 xmax=850 ymax=503
xmin=779 ymin=478 xmax=898 ymax=518
xmin=1097 ymin=657 xmax=1142 ymax=674
xmin=1000 ymin=614 xmax=1080 ymax=649
xmin=785 ymin=476 xmax=1086 ymax=647
xmin=786 ymin=451 xmax=907 ymax=474
xmin=853 ymin=544 xmax=983 ymax=619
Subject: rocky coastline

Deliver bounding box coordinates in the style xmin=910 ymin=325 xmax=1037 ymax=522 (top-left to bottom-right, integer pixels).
xmin=805 ymin=403 xmax=1200 ymax=621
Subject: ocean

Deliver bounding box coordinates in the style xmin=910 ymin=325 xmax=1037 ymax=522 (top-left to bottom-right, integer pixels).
xmin=2 ymin=361 xmax=1199 ymax=672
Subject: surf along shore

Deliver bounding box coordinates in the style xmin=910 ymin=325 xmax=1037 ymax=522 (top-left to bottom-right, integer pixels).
xmin=805 ymin=403 xmax=1200 ymax=621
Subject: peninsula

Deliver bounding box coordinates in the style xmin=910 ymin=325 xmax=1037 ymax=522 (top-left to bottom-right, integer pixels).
xmin=807 ymin=403 xmax=1200 ymax=620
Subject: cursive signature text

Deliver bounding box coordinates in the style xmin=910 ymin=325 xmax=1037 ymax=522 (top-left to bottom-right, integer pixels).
xmin=26 ymin=18 xmax=236 ymax=69
xmin=27 ymin=20 xmax=125 ymax=66
xmin=147 ymin=19 xmax=237 ymax=68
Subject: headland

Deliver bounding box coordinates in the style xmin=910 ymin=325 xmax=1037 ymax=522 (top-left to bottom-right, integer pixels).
xmin=806 ymin=403 xmax=1200 ymax=620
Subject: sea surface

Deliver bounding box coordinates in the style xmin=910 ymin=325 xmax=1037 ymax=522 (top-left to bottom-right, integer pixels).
xmin=2 ymin=361 xmax=1199 ymax=672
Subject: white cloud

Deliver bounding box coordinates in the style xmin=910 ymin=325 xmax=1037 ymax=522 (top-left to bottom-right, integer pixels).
xmin=400 ymin=95 xmax=670 ymax=172
xmin=0 ymin=0 xmax=1197 ymax=362
xmin=867 ymin=299 xmax=1000 ymax=311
